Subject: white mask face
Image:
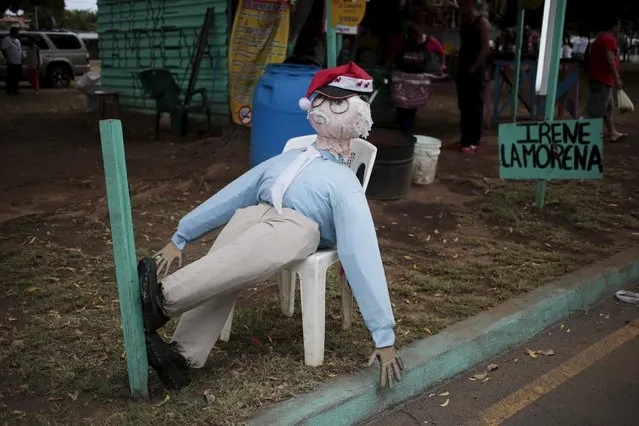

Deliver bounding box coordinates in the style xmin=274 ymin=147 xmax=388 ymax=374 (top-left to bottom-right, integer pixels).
xmin=308 ymin=94 xmax=373 ymax=158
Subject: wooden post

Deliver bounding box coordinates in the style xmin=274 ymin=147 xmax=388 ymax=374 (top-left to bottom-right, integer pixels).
xmin=534 ymin=0 xmax=567 ymax=209
xmin=325 ymin=0 xmax=337 ymax=68
xmin=511 ymin=1 xmax=525 ymax=122
xmin=99 ymin=120 xmax=149 ymax=400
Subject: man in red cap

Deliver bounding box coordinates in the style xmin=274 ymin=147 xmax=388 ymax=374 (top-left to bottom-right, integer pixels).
xmin=138 ymin=62 xmax=403 ymax=391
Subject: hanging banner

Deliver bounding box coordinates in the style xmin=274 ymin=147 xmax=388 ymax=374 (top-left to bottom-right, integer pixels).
xmin=228 ymin=0 xmax=290 ymax=126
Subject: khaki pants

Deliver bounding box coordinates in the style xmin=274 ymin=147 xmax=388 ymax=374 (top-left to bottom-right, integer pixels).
xmin=164 ymin=204 xmax=320 ymax=367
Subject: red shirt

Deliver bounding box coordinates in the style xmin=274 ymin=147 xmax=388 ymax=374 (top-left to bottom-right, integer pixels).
xmin=588 ymin=33 xmax=620 ymax=87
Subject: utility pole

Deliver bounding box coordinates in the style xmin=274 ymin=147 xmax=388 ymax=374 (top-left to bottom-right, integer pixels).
xmin=34 ymin=6 xmax=39 ymax=30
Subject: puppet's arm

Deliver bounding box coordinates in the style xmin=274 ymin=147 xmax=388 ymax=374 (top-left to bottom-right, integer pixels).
xmin=332 ymin=189 xmax=402 ymax=388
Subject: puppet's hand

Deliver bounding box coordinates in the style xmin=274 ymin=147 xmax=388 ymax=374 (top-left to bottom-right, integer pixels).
xmin=367 ymin=346 xmax=404 ymax=389
xmin=153 ymin=242 xmax=182 ymax=278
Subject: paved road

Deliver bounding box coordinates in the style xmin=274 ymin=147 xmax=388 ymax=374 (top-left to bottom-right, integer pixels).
xmin=366 ymin=294 xmax=639 ymax=426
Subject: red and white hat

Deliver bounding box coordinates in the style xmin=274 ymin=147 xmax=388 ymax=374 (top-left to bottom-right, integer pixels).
xmin=299 ymin=62 xmax=373 ymax=111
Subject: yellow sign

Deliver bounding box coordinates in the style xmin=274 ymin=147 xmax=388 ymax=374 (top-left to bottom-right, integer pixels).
xmin=228 ymin=0 xmax=290 ymax=127
xmin=330 ymin=0 xmax=366 ymax=28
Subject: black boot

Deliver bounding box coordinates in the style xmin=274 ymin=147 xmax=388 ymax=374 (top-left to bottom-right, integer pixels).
xmin=145 ymin=332 xmax=191 ymax=390
xmin=138 ymin=258 xmax=169 ymax=331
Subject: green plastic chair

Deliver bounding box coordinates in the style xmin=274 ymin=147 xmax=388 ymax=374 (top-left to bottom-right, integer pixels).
xmin=137 ymin=68 xmax=212 ymax=139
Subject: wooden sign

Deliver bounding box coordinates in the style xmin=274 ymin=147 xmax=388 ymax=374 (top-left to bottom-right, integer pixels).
xmin=499 ymin=119 xmax=603 ymax=180
xmin=330 ymin=0 xmax=366 ymax=28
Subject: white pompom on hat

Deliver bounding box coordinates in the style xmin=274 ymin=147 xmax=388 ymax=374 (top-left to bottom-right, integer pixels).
xmin=298 ymin=62 xmax=373 ymax=111
xmin=299 ymin=97 xmax=312 ymax=111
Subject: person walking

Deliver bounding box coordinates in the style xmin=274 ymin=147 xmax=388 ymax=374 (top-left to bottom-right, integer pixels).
xmin=26 ymin=38 xmax=41 ymax=93
xmin=456 ymin=0 xmax=491 ymax=154
xmin=584 ymin=16 xmax=626 ymax=142
xmin=391 ymin=25 xmax=445 ymax=138
xmin=1 ymin=27 xmax=24 ymax=95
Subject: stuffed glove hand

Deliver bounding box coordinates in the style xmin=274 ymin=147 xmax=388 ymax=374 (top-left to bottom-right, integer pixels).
xmin=153 ymin=241 xmax=182 ymax=278
xmin=367 ymin=346 xmax=404 ymax=389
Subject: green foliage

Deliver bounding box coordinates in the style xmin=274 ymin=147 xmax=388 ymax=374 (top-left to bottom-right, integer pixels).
xmin=1 ymin=1 xmax=65 ymax=14
xmin=61 ymin=9 xmax=97 ymax=31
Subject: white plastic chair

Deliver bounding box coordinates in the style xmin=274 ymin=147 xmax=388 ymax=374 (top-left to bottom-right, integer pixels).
xmin=219 ymin=135 xmax=377 ymax=367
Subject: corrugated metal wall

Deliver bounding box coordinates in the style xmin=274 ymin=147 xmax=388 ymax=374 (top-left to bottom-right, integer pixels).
xmin=96 ymin=0 xmax=229 ymax=119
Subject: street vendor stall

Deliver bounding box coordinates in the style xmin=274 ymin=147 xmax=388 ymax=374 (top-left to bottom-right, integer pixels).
xmin=484 ymin=53 xmax=582 ymax=127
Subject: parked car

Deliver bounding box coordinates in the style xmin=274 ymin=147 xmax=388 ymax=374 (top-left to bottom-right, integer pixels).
xmin=0 ymin=30 xmax=91 ymax=88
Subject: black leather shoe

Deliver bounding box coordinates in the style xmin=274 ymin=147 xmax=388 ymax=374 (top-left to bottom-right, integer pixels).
xmin=145 ymin=332 xmax=191 ymax=390
xmin=138 ymin=258 xmax=169 ymax=331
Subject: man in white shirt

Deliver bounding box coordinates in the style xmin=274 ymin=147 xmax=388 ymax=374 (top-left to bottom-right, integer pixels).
xmin=2 ymin=27 xmax=23 ymax=95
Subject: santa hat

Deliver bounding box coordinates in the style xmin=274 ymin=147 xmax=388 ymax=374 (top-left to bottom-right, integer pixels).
xmin=298 ymin=62 xmax=374 ymax=111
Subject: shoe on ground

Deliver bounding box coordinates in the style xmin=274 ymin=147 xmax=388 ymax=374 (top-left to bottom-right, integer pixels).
xmin=145 ymin=332 xmax=191 ymax=390
xmin=460 ymin=145 xmax=480 ymax=154
xmin=138 ymin=258 xmax=169 ymax=332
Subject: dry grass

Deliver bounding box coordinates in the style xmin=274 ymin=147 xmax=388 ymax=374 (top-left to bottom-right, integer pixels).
xmin=1 ymin=81 xmax=639 ymax=424
xmin=1 ymin=166 xmax=638 ymax=425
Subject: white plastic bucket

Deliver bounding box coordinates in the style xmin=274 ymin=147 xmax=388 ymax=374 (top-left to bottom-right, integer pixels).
xmin=412 ymin=135 xmax=442 ymax=185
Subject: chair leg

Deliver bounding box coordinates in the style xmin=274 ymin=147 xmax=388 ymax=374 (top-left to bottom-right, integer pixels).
xmin=341 ymin=273 xmax=353 ymax=331
xmin=278 ymin=270 xmax=296 ymax=317
xmin=299 ymin=269 xmax=326 ymax=367
xmin=219 ymin=302 xmax=235 ymax=343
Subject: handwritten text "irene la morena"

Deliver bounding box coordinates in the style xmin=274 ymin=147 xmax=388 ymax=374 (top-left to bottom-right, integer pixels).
xmin=500 ymin=121 xmax=603 ymax=173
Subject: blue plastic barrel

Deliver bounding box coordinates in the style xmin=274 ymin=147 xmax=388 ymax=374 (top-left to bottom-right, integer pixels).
xmin=250 ymin=64 xmax=320 ymax=166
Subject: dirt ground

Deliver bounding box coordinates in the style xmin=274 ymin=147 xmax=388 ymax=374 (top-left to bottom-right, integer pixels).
xmin=1 ymin=77 xmax=638 ymax=425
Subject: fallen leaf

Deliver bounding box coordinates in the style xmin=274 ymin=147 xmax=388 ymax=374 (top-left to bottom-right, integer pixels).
xmin=473 ymin=373 xmax=488 ymax=380
xmin=560 ymin=324 xmax=566 ymax=330
xmin=156 ymin=394 xmax=170 ymax=407
xmin=428 ymin=393 xmax=436 ymax=398
xmin=438 ymin=391 xmax=450 ymax=396
xmin=327 ymin=373 xmax=337 ymax=378
xmin=423 ymin=328 xmax=433 ymax=335
xmin=566 ymin=329 xmax=571 ymax=333
xmin=426 ymin=235 xmax=431 ymax=242
xmin=525 ymin=348 xmax=537 ymax=358
xmin=440 ymin=398 xmax=450 ymax=407
xmin=250 ymin=337 xmax=262 ymax=346
xmin=404 ymin=256 xmax=412 ymax=260
xmin=537 ymin=349 xmax=555 ymax=356
xmin=68 ymin=390 xmax=79 ymax=401
xmin=203 ymin=389 xmax=216 ymax=405
xmin=25 ymin=287 xmax=40 ymax=294
xmin=27 ymin=237 xmax=36 ymax=245
xmin=481 ymin=377 xmax=490 ymax=383
xmin=468 ymin=377 xmax=477 ymax=381
xmin=487 ymin=363 xmax=498 ymax=371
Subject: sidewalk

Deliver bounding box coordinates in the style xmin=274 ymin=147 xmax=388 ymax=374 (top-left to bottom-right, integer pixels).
xmin=366 ymin=295 xmax=639 ymax=426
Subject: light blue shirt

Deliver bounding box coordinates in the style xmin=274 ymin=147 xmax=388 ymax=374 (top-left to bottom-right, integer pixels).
xmin=171 ymin=148 xmax=396 ymax=348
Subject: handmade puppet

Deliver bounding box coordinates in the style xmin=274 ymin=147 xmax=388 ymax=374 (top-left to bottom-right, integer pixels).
xmin=138 ymin=62 xmax=403 ymax=391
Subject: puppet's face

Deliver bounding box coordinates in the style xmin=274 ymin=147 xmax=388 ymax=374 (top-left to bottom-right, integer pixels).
xmin=308 ymin=95 xmax=373 ymax=140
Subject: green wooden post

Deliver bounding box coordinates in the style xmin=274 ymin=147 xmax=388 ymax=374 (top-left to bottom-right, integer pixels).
xmin=534 ymin=0 xmax=567 ymax=209
xmin=511 ymin=1 xmax=525 ymax=122
xmin=326 ymin=0 xmax=337 ymax=68
xmin=99 ymin=120 xmax=149 ymax=400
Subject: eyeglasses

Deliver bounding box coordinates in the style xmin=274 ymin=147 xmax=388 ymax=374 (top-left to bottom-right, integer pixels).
xmin=311 ymin=96 xmax=350 ymax=114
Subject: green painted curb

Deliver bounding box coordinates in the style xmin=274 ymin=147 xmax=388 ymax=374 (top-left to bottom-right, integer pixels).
xmin=248 ymin=247 xmax=639 ymax=426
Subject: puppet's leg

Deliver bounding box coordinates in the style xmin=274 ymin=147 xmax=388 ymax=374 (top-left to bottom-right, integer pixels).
xmin=160 ymin=203 xmax=320 ymax=318
xmin=168 ymin=204 xmax=267 ymax=368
